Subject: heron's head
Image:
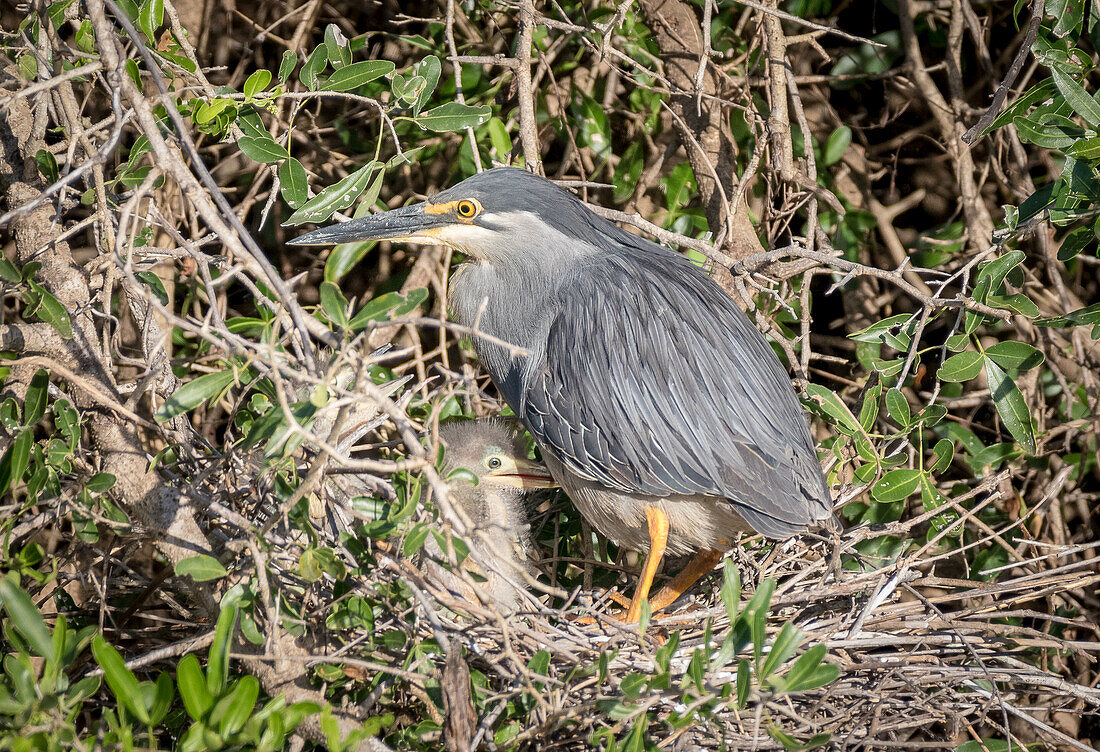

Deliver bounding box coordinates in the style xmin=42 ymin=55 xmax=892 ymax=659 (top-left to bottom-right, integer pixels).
xmin=287 ymin=167 xmax=611 ymax=265
xmin=439 ymin=418 xmax=554 ymax=495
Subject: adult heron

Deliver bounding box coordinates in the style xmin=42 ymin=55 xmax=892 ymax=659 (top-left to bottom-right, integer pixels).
xmin=290 ymin=167 xmax=834 ymax=621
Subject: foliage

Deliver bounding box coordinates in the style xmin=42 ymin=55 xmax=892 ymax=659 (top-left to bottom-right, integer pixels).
xmin=0 ymin=0 xmax=1098 ymax=750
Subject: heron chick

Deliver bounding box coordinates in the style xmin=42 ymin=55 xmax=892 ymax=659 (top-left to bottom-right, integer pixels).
xmin=424 ymin=418 xmax=554 ymax=613
xmin=291 ymin=167 xmax=835 ymax=622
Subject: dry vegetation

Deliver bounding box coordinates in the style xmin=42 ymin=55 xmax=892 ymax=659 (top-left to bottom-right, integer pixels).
xmin=0 ymin=0 xmax=1098 ymax=750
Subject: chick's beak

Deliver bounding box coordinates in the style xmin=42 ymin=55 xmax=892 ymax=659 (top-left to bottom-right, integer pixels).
xmin=286 ymin=202 xmax=449 ymax=246
xmin=488 ymin=457 xmax=557 ymax=489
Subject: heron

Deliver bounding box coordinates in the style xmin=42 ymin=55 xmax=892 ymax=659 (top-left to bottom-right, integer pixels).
xmin=290 ymin=167 xmax=835 ymax=622
xmin=424 ymin=418 xmax=554 ymax=612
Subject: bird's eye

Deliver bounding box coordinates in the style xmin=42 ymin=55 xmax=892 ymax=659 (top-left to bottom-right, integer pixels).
xmin=486 ymin=456 xmax=503 ymax=470
xmin=456 ymin=199 xmax=479 ymax=218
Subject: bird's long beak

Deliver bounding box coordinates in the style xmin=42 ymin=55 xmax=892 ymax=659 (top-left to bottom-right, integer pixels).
xmin=488 ymin=458 xmax=558 ymax=489
xmin=286 ymin=203 xmax=447 ymax=246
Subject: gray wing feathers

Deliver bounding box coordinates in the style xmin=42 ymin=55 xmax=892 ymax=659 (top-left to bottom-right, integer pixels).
xmin=519 ymin=250 xmax=832 ymax=538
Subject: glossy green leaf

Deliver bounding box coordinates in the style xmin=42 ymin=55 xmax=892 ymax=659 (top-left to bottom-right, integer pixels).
xmin=870 ymin=468 xmax=922 ymax=502
xmin=773 ymin=644 xmax=838 ymax=693
xmin=24 ymin=368 xmax=49 ymax=426
xmin=155 ymin=368 xmax=237 ymax=422
xmin=0 ymin=579 xmax=55 ymax=661
xmin=413 ymin=102 xmax=492 ymax=132
xmin=884 ymin=387 xmax=910 ymax=426
xmin=938 ymin=351 xmax=984 ymax=382
xmin=243 ymin=69 xmax=271 ymax=99
xmin=207 ymin=602 xmax=239 ymax=696
xmin=1035 ymin=300 xmax=1100 ymax=327
xmin=93 ymin=635 xmax=150 ymax=724
xmin=283 ymin=161 xmax=380 ymax=225
xmin=25 ymin=280 xmax=73 ymax=338
xmin=175 ymin=554 xmax=228 ymax=582
xmin=278 ymin=50 xmax=297 ymax=82
xmin=238 ymin=135 xmax=290 ymax=164
xmin=348 ymin=287 xmax=427 ymax=331
xmin=324 ymin=60 xmax=394 ymax=92
xmin=212 ymin=675 xmax=259 ymax=735
xmin=984 ymin=341 xmax=1044 ymax=375
xmin=0 ymin=430 xmax=32 ymax=497
xmin=1050 ymin=67 xmax=1100 ymax=128
xmin=759 ymin=622 xmax=803 ymax=680
xmin=278 ymin=158 xmax=308 ymax=208
xmin=177 ymin=654 xmax=212 ymax=720
xmin=984 ymin=358 xmax=1036 ymax=454
xmin=804 ymin=384 xmax=861 ymax=434
xmin=319 ymin=281 xmax=350 ymax=330
xmin=822 ymin=126 xmax=851 ymax=166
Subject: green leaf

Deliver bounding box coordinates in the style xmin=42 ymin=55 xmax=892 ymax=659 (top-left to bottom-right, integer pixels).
xmin=324 ymin=60 xmax=395 ymax=92
xmin=719 ymin=559 xmax=741 ymax=626
xmin=283 ymin=161 xmax=380 ymax=226
xmin=155 ymin=368 xmax=237 ymax=422
xmin=619 ymin=672 xmax=647 ymax=699
xmin=1058 ymin=226 xmax=1093 ymax=260
xmin=0 ymin=579 xmax=55 ymax=661
xmin=984 ymin=341 xmax=1044 ymax=375
xmin=0 ymin=430 xmax=33 ymax=497
xmin=137 ymin=0 xmax=163 ymax=40
xmin=977 ymin=250 xmax=1025 ymax=291
xmin=148 ymin=672 xmax=174 ymax=726
xmin=402 ymin=523 xmax=431 ymax=558
xmin=774 ymin=644 xmax=839 ymax=693
xmin=1035 ymin=301 xmax=1100 ymax=327
xmin=25 ymin=280 xmax=73 ymax=338
xmin=93 ymin=635 xmax=151 ymax=724
xmin=884 ymin=387 xmax=910 ymax=426
xmin=822 ymin=126 xmax=851 ymax=166
xmin=0 ymin=257 xmax=21 ymax=283
xmin=741 ymin=578 xmax=776 ymax=667
xmin=24 ymin=368 xmax=49 ymax=426
xmin=1050 ymin=67 xmax=1100 ymax=128
xmin=984 ymin=358 xmax=1036 ymax=454
xmin=278 ymin=50 xmax=297 ymax=82
xmin=870 ymin=468 xmax=922 ymax=502
xmin=735 ymin=659 xmax=750 ymax=708
xmin=938 ymin=351 xmax=985 ymax=382
xmin=300 ymin=45 xmax=327 ymax=90
xmin=987 ymin=292 xmax=1040 ymax=317
xmin=956 ymin=740 xmax=1010 ymax=752
xmin=319 ymin=281 xmax=350 ymax=330
xmin=212 ymin=675 xmax=259 ymax=736
xmin=278 ymin=158 xmax=308 ymax=209
xmin=930 ymin=438 xmax=954 ymax=474
xmin=804 ymin=384 xmax=861 ymax=435
xmin=411 ymin=55 xmax=441 ymax=114
xmin=175 ymin=554 xmax=228 ymax=582
xmin=759 ymin=622 xmax=803 ymax=680
xmin=348 ymin=288 xmax=427 ymax=331
xmin=243 ymin=69 xmax=271 ymax=99
xmin=207 ymin=602 xmax=239 ymax=696
xmin=35 ymin=149 xmax=59 ymax=183
xmin=238 ymin=135 xmax=290 ymax=164
xmin=413 ymin=102 xmax=492 ymax=132
xmin=137 ymin=271 xmax=170 ymax=305
xmin=195 ymin=98 xmax=233 ymax=124
xmin=177 ymin=654 xmax=212 ymax=720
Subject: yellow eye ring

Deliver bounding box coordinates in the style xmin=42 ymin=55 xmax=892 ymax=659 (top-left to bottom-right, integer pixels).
xmin=456 ymin=199 xmax=479 ymax=219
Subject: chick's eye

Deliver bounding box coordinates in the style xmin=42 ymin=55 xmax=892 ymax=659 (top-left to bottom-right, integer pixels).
xmin=456 ymin=199 xmax=479 ymax=218
xmin=486 ymin=456 xmax=502 ymax=470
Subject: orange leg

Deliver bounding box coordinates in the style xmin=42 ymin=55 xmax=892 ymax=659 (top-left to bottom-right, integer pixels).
xmin=625 ymin=507 xmax=669 ymax=622
xmin=649 ymin=548 xmax=724 ymax=612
